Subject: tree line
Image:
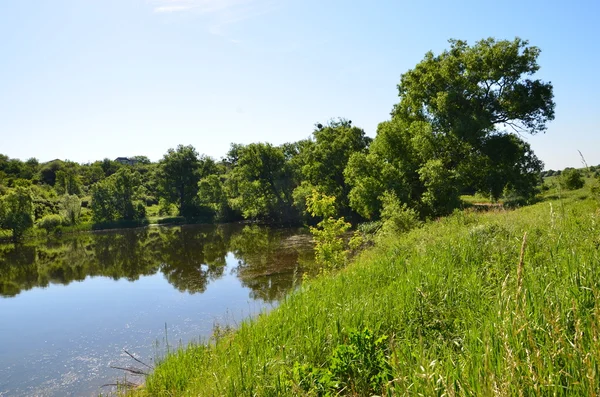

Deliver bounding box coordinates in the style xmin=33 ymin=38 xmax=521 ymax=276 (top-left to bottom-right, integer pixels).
xmin=0 ymin=38 xmax=560 ymax=241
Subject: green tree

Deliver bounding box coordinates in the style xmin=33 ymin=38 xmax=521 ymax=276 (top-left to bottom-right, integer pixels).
xmin=132 ymin=155 xmax=151 ymax=165
xmin=55 ymin=169 xmax=82 ymax=196
xmin=560 ymin=168 xmax=585 ymax=190
xmin=226 ymin=143 xmax=296 ymax=222
xmin=23 ymin=158 xmax=39 ymax=180
xmin=477 ymin=134 xmax=544 ymax=201
xmin=294 ymin=119 xmax=371 ymax=219
xmin=112 ymin=168 xmax=144 ymax=220
xmin=37 ymin=214 xmax=63 ymax=233
xmin=100 ymin=158 xmax=121 ymax=177
xmin=91 ymin=183 xmax=116 ymax=223
xmin=39 ymin=160 xmax=65 ymax=186
xmin=79 ymin=163 xmax=105 ymax=186
xmin=91 ymin=168 xmax=145 ymax=222
xmin=198 ymin=174 xmax=230 ymax=221
xmin=158 ymin=145 xmax=204 ymax=217
xmin=60 ymin=194 xmax=82 ymax=225
xmin=378 ymin=191 xmax=421 ymax=236
xmin=393 ymin=37 xmax=555 ymax=141
xmin=345 ymin=119 xmax=426 ymax=219
xmin=347 ymin=38 xmax=554 ymax=218
xmin=0 ymin=187 xmax=34 ymax=241
xmin=306 ymin=190 xmax=361 ymax=269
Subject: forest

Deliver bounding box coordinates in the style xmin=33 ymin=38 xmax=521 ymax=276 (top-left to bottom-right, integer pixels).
xmin=0 ymin=38 xmax=558 ymax=241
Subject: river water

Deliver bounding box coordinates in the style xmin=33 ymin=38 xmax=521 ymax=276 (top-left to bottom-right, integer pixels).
xmin=0 ymin=224 xmax=313 ymax=396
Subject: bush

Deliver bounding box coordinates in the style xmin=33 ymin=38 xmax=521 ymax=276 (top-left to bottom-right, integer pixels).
xmin=37 ymin=214 xmax=64 ymax=232
xmin=306 ymin=190 xmax=361 ymax=269
xmin=158 ymin=198 xmax=176 ymax=216
xmin=32 ymin=196 xmax=59 ymax=221
xmin=290 ymin=328 xmax=391 ymax=396
xmin=378 ymin=191 xmax=421 ymax=236
xmin=560 ymin=168 xmax=585 ymax=190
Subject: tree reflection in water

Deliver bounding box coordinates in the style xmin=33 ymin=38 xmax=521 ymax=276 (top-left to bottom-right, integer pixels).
xmin=0 ymin=224 xmax=313 ymax=301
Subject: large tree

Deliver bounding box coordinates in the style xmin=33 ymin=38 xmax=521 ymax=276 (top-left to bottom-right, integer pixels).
xmin=293 ymin=119 xmax=371 ymax=219
xmin=393 ymin=37 xmax=555 ymax=142
xmin=91 ymin=168 xmax=145 ymax=223
xmin=347 ymin=38 xmax=554 ymax=218
xmin=226 ymin=143 xmax=296 ymax=222
xmin=158 ymin=145 xmax=207 ymax=217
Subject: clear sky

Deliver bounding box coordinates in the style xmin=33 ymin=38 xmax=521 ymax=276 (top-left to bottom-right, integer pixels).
xmin=0 ymin=0 xmax=598 ymax=170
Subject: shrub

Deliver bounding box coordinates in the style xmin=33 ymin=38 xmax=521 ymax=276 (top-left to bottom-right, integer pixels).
xmin=158 ymin=198 xmax=176 ymax=216
xmin=37 ymin=214 xmax=64 ymax=232
xmin=306 ymin=190 xmax=361 ymax=269
xmin=560 ymin=168 xmax=585 ymax=190
xmin=290 ymin=328 xmax=391 ymax=396
xmin=378 ymin=191 xmax=421 ymax=236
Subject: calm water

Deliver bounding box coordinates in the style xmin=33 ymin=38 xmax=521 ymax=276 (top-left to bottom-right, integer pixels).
xmin=0 ymin=224 xmax=313 ymax=396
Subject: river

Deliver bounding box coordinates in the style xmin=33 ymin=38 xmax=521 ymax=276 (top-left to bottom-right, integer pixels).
xmin=0 ymin=224 xmax=313 ymax=396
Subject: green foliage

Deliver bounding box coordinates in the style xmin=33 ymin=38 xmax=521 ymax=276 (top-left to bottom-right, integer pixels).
xmin=100 ymin=158 xmax=121 ymax=177
xmin=198 ymin=174 xmax=229 ymax=221
xmin=91 ymin=168 xmax=145 ymax=223
xmin=345 ymin=38 xmax=552 ymax=220
xmin=90 ymin=182 xmax=116 ymax=223
xmin=0 ymin=37 xmax=556 ymax=233
xmin=478 ymin=134 xmax=544 ymax=201
xmin=0 ymin=187 xmax=34 ymax=241
xmin=560 ymin=168 xmax=585 ymax=190
xmin=37 ymin=214 xmax=64 ymax=232
xmin=295 ymin=119 xmax=371 ymax=219
xmin=306 ymin=190 xmax=359 ymax=269
xmin=379 ymin=191 xmax=421 ymax=235
xmin=79 ymin=164 xmax=105 ymax=186
xmin=158 ymin=198 xmax=177 ymax=216
xmin=291 ymin=181 xmax=318 ymax=221
xmin=227 ymin=143 xmax=296 ymax=222
xmin=55 ymin=169 xmax=82 ymax=196
xmin=39 ymin=160 xmax=64 ymax=186
xmin=32 ymin=195 xmax=59 ymax=221
xmin=418 ymin=159 xmax=461 ymax=216
xmin=290 ymin=328 xmax=391 ymax=396
xmin=158 ymin=145 xmax=208 ymax=217
xmin=60 ymin=194 xmax=81 ymax=225
xmin=393 ymin=37 xmax=555 ymax=138
xmin=328 ymin=329 xmax=391 ymax=394
xmin=345 ymin=152 xmax=396 ymax=220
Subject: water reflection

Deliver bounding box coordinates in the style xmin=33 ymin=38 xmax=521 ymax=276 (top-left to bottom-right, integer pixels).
xmin=0 ymin=224 xmax=313 ymax=300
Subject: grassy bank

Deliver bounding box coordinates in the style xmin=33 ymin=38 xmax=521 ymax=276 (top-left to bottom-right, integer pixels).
xmin=130 ymin=189 xmax=600 ymax=396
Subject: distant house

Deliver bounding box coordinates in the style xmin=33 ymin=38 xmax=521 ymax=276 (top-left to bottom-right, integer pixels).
xmin=114 ymin=157 xmax=138 ymax=166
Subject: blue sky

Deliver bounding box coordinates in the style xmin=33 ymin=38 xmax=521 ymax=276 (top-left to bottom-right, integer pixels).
xmin=0 ymin=0 xmax=598 ymax=170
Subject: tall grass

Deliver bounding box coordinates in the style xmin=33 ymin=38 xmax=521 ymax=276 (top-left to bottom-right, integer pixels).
xmin=131 ymin=191 xmax=600 ymax=396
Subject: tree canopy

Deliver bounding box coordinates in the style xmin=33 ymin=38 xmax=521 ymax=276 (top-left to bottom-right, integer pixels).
xmin=0 ymin=37 xmax=560 ymax=239
xmin=393 ymin=37 xmax=555 ymax=141
xmin=348 ymin=37 xmax=554 ymax=219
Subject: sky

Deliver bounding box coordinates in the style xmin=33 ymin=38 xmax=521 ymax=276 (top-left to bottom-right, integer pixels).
xmin=0 ymin=0 xmax=598 ymax=170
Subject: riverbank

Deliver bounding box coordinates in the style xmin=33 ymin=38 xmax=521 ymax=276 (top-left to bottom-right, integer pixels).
xmin=127 ymin=187 xmax=600 ymax=396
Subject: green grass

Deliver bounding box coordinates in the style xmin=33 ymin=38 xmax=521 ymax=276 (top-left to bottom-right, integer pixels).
xmin=129 ymin=189 xmax=600 ymax=396
xmin=460 ymin=192 xmax=500 ymax=205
